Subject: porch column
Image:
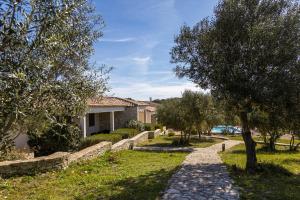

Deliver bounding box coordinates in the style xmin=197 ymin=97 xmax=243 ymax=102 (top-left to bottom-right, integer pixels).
xmin=110 ymin=111 xmax=115 ymax=132
xmin=83 ymin=115 xmax=87 ymax=138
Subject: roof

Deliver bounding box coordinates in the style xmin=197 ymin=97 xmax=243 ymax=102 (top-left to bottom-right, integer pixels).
xmin=124 ymin=98 xmax=149 ymax=106
xmin=145 ymin=106 xmax=156 ymax=112
xmin=142 ymin=101 xmax=160 ymax=107
xmin=87 ymin=97 xmax=134 ymax=107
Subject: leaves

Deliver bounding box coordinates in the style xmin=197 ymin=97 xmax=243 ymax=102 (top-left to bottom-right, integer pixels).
xmin=0 ymin=0 xmax=109 ymax=153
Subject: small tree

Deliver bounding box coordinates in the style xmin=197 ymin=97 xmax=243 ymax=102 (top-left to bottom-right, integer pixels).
xmin=171 ymin=0 xmax=300 ymax=172
xmin=249 ymin=108 xmax=286 ymax=151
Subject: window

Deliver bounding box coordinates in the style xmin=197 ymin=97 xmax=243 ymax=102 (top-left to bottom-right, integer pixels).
xmin=89 ymin=113 xmax=95 ymax=127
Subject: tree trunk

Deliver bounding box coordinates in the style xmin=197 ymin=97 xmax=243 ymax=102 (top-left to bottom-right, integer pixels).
xmin=290 ymin=134 xmax=295 ymax=151
xmin=240 ymin=112 xmax=257 ymax=172
xmin=269 ymin=134 xmax=276 ymax=151
xmin=198 ymin=130 xmax=201 ymax=140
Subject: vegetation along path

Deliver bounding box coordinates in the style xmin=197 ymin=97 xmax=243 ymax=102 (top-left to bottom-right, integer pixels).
xmin=162 ymin=140 xmax=242 ymax=200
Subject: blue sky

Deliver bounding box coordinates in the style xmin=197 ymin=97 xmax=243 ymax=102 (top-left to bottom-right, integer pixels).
xmin=92 ymin=0 xmax=218 ymax=100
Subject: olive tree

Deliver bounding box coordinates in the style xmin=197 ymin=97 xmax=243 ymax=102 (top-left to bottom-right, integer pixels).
xmin=171 ymin=0 xmax=300 ymax=171
xmin=0 ymin=0 xmax=109 ymax=155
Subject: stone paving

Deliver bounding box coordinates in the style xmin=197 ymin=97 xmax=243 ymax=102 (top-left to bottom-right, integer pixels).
xmin=162 ymin=140 xmax=243 ymax=200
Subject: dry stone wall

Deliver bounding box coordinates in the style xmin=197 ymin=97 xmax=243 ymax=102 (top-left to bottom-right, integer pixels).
xmin=68 ymin=141 xmax=111 ymax=163
xmin=0 ymin=129 xmax=161 ymax=177
xmin=0 ymin=152 xmax=70 ymax=177
xmin=0 ymin=142 xmax=111 ymax=177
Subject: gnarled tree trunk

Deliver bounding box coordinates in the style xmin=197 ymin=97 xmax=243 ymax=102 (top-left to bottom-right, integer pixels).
xmin=240 ymin=112 xmax=257 ymax=172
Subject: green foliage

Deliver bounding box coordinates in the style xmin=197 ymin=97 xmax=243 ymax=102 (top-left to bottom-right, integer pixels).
xmin=126 ymin=120 xmax=145 ymax=131
xmin=249 ymin=108 xmax=286 ymax=151
xmin=112 ymin=128 xmax=139 ymax=139
xmin=0 ymin=148 xmax=30 ymax=162
xmin=157 ymin=90 xmax=224 ymax=143
xmin=79 ymin=128 xmax=139 ymax=149
xmin=171 ymin=0 xmax=300 ymax=171
xmin=154 ymin=124 xmax=163 ymax=130
xmin=28 ymin=123 xmax=81 ymax=156
xmin=168 ymin=132 xmax=175 ymax=137
xmin=157 ymin=98 xmax=183 ymax=131
xmin=0 ymin=151 xmax=187 ymax=200
xmin=0 ymin=0 xmax=109 ymax=153
xmin=144 ymin=124 xmax=152 ymax=131
xmin=79 ymin=133 xmax=122 ymax=150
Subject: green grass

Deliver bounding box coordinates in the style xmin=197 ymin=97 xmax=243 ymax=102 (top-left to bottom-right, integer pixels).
xmin=220 ymin=144 xmax=300 ymax=200
xmin=0 ymin=150 xmax=187 ymax=200
xmin=139 ymin=135 xmax=223 ymax=148
xmin=222 ymin=135 xmax=300 ymax=145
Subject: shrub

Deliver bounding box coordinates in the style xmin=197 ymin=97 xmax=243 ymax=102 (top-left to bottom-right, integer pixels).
xmin=28 ymin=123 xmax=81 ymax=156
xmin=126 ymin=120 xmax=145 ymax=131
xmin=112 ymin=128 xmax=139 ymax=138
xmin=154 ymin=124 xmax=163 ymax=130
xmin=79 ymin=128 xmax=139 ymax=149
xmin=168 ymin=132 xmax=175 ymax=137
xmin=171 ymin=138 xmax=189 ymax=146
xmin=79 ymin=133 xmax=122 ymax=150
xmin=0 ymin=148 xmax=30 ymax=161
xmin=144 ymin=124 xmax=152 ymax=131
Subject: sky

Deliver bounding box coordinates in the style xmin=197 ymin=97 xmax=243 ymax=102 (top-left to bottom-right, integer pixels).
xmin=92 ymin=0 xmax=218 ymax=100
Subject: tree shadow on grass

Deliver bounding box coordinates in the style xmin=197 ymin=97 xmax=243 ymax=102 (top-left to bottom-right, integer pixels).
xmin=228 ymin=145 xmax=300 ymax=155
xmin=226 ymin=163 xmax=300 ymax=200
xmin=144 ymin=137 xmax=216 ymax=148
xmin=74 ymin=168 xmax=178 ymax=200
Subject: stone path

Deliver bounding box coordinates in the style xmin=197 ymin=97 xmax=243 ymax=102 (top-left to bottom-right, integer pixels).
xmin=162 ymin=140 xmax=243 ymax=200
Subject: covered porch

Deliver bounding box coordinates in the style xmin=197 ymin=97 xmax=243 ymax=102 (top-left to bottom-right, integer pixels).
xmin=80 ymin=106 xmax=125 ymax=138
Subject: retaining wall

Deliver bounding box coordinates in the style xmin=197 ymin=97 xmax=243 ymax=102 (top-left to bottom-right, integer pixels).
xmin=0 ymin=141 xmax=112 ymax=177
xmin=0 ymin=129 xmax=162 ymax=177
xmin=111 ymin=139 xmax=132 ymax=152
xmin=0 ymin=152 xmax=70 ymax=177
xmin=68 ymin=141 xmax=111 ymax=163
xmin=129 ymin=131 xmax=150 ymax=146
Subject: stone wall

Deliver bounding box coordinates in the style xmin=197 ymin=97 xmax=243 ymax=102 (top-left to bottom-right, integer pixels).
xmin=0 ymin=152 xmax=70 ymax=177
xmin=68 ymin=141 xmax=111 ymax=163
xmin=0 ymin=130 xmax=161 ymax=177
xmin=0 ymin=141 xmax=112 ymax=177
xmin=129 ymin=131 xmax=149 ymax=146
xmin=111 ymin=139 xmax=132 ymax=152
xmin=148 ymin=129 xmax=161 ymax=139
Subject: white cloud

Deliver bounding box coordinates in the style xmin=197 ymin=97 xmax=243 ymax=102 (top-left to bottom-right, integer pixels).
xmin=108 ymin=81 xmax=205 ymax=100
xmin=132 ymin=56 xmax=152 ymax=74
xmin=100 ymin=37 xmax=136 ymax=43
xmin=132 ymin=56 xmax=151 ymax=66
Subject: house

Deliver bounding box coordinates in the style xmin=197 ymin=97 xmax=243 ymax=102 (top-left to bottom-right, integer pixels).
xmin=14 ymin=96 xmax=158 ymax=149
xmin=78 ymin=97 xmax=157 ymax=137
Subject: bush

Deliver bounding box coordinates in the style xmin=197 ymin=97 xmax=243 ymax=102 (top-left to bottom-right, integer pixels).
xmin=126 ymin=120 xmax=145 ymax=131
xmin=154 ymin=124 xmax=163 ymax=130
xmin=79 ymin=128 xmax=139 ymax=149
xmin=0 ymin=148 xmax=30 ymax=162
xmin=168 ymin=132 xmax=175 ymax=137
xmin=28 ymin=123 xmax=81 ymax=156
xmin=144 ymin=124 xmax=152 ymax=131
xmin=171 ymin=138 xmax=189 ymax=146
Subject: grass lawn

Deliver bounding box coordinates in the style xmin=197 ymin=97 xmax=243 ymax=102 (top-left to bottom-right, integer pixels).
xmin=0 ymin=150 xmax=187 ymax=200
xmin=139 ymin=135 xmax=223 ymax=148
xmin=220 ymin=144 xmax=300 ymax=200
xmin=222 ymin=135 xmax=300 ymax=145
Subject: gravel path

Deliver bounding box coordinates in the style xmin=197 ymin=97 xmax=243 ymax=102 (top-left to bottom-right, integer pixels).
xmin=162 ymin=140 xmax=243 ymax=200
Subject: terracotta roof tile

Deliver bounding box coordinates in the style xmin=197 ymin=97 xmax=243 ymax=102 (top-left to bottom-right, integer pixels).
xmin=124 ymin=98 xmax=149 ymax=106
xmin=87 ymin=97 xmax=134 ymax=107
